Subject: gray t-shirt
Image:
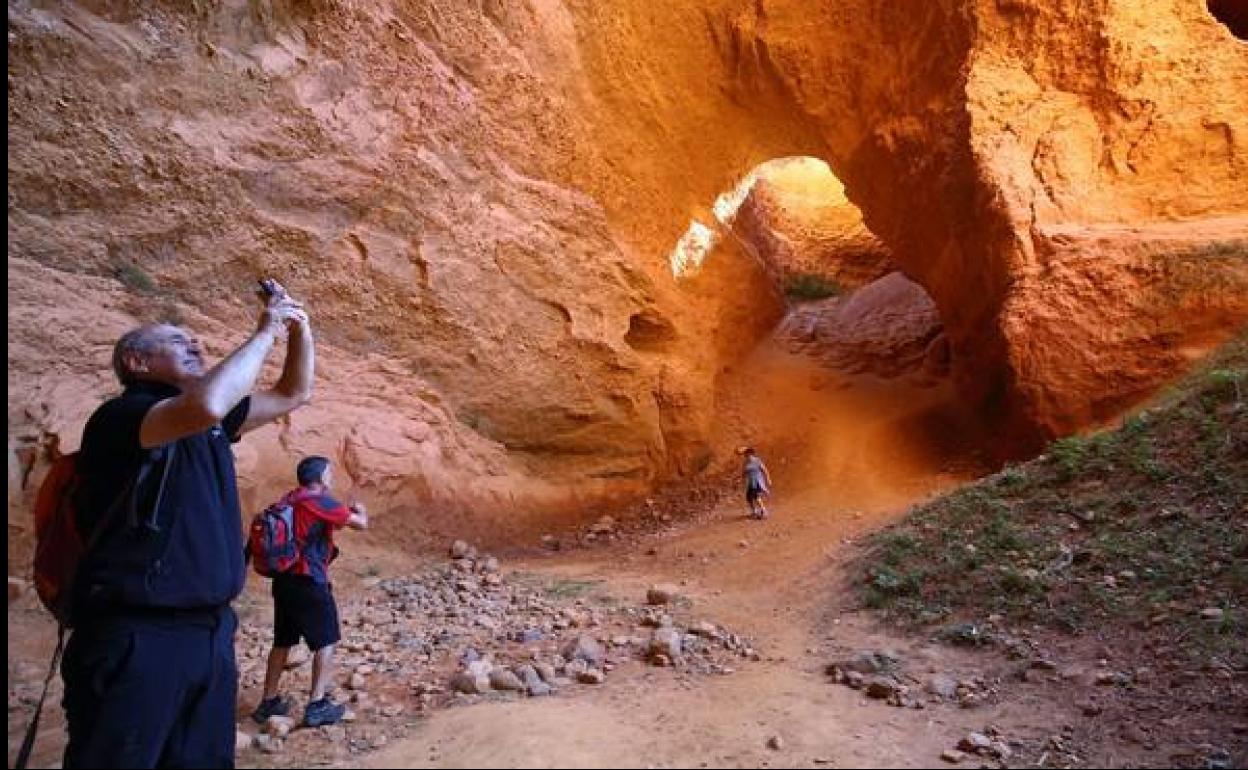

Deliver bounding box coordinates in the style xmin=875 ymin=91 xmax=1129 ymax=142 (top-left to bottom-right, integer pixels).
xmin=744 ymin=456 xmax=767 ymax=489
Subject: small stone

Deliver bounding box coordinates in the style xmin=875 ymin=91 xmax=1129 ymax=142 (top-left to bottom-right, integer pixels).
xmin=253 ymin=733 xmax=282 ymax=754
xmin=535 ymin=663 xmax=558 ymax=684
xmin=561 ymin=634 xmax=606 ymax=666
xmin=940 ymin=748 xmax=967 ymax=764
xmin=766 ymin=735 xmax=783 ymax=750
xmin=957 ymin=732 xmax=993 ymax=753
xmin=322 ymin=725 xmax=348 ymax=744
xmin=527 ymin=680 xmax=553 ymax=697
xmin=488 ymin=669 xmax=525 ymax=691
xmin=1120 ymin=723 xmax=1148 ymax=744
xmin=839 ymin=650 xmax=899 ymax=674
xmin=284 ymin=647 xmax=309 ymax=670
xmin=578 ymin=669 xmax=606 ymax=685
xmin=646 ymin=584 xmax=681 ymax=605
xmin=348 ymin=672 xmax=367 ymax=690
xmin=450 ymin=540 xmax=471 ymax=559
xmin=650 ymin=653 xmax=672 ymax=667
xmin=865 ymin=676 xmax=900 ymax=699
xmin=690 ymin=621 xmax=718 ymax=637
xmin=649 ymin=627 xmax=683 ymax=661
xmin=926 ymin=674 xmax=958 ymax=699
xmin=1200 ymin=608 xmax=1225 ymax=622
xmin=450 ymin=671 xmax=491 ymax=695
xmin=265 ymin=715 xmax=295 ymax=738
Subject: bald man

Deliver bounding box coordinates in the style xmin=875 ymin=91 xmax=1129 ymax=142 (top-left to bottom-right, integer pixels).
xmin=62 ymin=280 xmax=314 ymax=769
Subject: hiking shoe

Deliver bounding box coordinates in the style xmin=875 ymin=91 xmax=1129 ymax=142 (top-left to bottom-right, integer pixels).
xmin=304 ymin=697 xmax=346 ymax=727
xmin=251 ymin=695 xmax=292 ymax=724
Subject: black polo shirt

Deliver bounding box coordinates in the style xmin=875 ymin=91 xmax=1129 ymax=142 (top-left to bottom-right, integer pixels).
xmin=76 ymin=381 xmax=249 ymax=611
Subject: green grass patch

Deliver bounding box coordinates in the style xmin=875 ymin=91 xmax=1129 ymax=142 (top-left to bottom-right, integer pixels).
xmin=783 ymin=273 xmax=845 ymax=301
xmin=853 ymin=333 xmax=1248 ymax=665
xmin=114 ymin=261 xmax=158 ymax=293
xmin=545 ymin=579 xmax=603 ymax=600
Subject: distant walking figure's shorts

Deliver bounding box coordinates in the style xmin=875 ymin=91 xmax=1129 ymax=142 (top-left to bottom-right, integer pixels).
xmin=746 ymin=480 xmax=767 ymax=504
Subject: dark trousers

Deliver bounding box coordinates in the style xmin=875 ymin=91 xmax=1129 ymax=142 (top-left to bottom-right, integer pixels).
xmin=61 ymin=606 xmax=237 ymax=769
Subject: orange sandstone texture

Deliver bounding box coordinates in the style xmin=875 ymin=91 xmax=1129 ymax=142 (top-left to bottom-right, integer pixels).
xmin=7 ymin=1 xmax=1248 ymax=549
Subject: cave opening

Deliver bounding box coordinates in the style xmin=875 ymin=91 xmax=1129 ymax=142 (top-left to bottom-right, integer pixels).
xmin=1208 ymin=0 xmax=1248 ymax=40
xmin=673 ymin=157 xmax=992 ymax=512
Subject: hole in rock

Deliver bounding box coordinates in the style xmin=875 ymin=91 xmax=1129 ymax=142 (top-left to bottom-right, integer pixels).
xmin=1208 ymin=0 xmax=1248 ymax=39
xmin=625 ymin=310 xmax=678 ymax=350
xmin=679 ymin=157 xmax=995 ymax=516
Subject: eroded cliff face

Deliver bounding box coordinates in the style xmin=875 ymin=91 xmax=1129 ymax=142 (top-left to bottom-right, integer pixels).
xmin=964 ymin=0 xmax=1248 ymax=436
xmin=8 ymin=0 xmax=1248 ymax=550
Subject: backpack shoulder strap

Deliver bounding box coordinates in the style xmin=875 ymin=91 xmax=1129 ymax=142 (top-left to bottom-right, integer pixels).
xmin=138 ymin=441 xmax=177 ymax=533
xmin=87 ymin=441 xmax=177 ymax=550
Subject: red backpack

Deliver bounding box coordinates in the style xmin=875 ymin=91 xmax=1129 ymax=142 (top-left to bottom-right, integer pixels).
xmin=246 ymin=500 xmax=301 ymax=577
xmin=31 ymin=453 xmax=86 ymax=626
xmin=31 ymin=446 xmax=175 ymax=626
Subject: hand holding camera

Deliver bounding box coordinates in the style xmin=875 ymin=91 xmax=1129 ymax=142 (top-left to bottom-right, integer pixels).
xmin=255 ymin=278 xmax=308 ymax=336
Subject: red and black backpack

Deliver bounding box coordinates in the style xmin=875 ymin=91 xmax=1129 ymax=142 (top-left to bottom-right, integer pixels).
xmin=246 ymin=499 xmax=301 ymax=577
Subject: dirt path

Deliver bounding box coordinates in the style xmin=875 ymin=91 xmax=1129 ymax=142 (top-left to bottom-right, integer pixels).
xmin=345 ymin=342 xmax=1063 ymax=768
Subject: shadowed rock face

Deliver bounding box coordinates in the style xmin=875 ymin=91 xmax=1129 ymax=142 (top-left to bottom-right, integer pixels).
xmin=7 ymin=0 xmax=1248 ymax=542
xmin=777 ymin=273 xmax=946 ymax=385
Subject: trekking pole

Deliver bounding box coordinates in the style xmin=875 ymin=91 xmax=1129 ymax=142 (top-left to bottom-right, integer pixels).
xmin=15 ymin=626 xmax=66 ymax=770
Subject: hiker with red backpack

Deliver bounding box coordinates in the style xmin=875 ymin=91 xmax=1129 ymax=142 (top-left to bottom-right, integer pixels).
xmin=248 ymin=455 xmax=368 ymax=727
xmin=38 ymin=279 xmax=314 ymax=769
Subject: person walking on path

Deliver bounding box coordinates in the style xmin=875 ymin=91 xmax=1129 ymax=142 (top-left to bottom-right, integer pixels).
xmin=741 ymin=446 xmax=774 ymax=520
xmin=251 ymin=456 xmax=368 ymax=728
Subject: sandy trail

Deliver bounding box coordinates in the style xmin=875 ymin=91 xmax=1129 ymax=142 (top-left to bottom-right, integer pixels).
xmin=10 ymin=337 xmax=1055 ymax=770
xmin=351 ymin=340 xmax=1040 ymax=769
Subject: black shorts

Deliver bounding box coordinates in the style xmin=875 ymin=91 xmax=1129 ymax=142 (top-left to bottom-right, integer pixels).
xmin=272 ymin=575 xmax=340 ymax=651
xmin=746 ymin=483 xmax=768 ymax=503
